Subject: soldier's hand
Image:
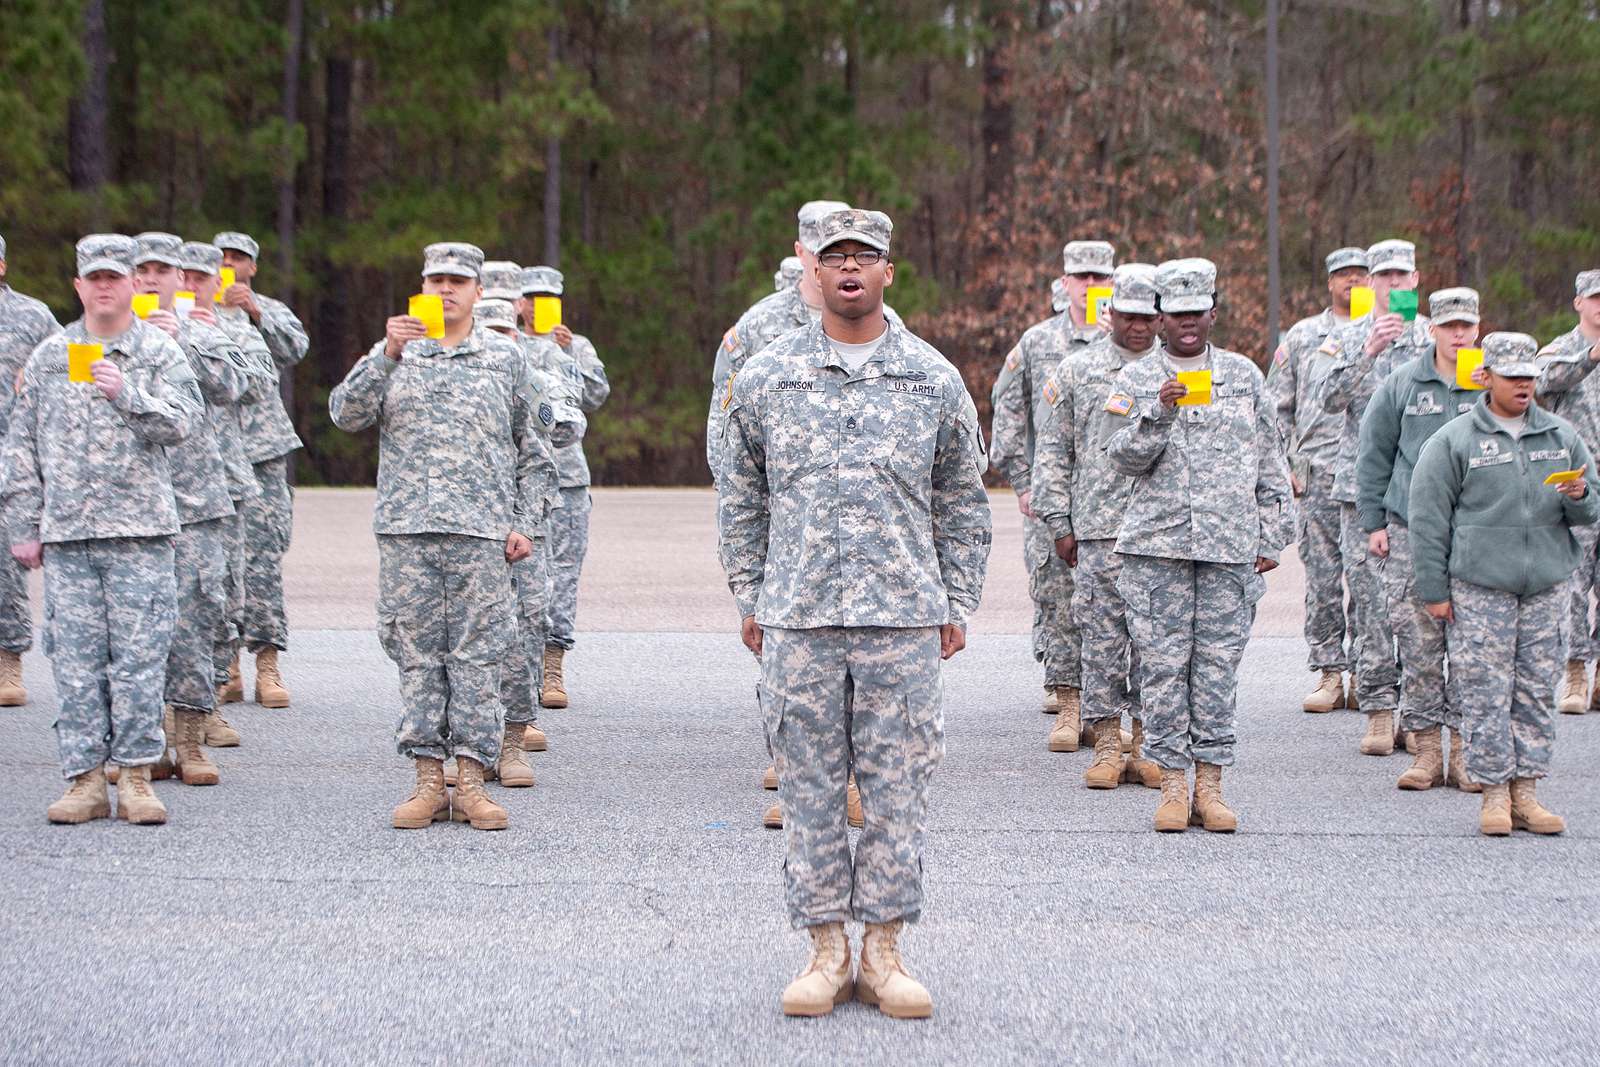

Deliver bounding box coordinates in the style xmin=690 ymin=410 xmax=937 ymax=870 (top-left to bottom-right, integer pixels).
xmin=940 ymin=623 xmax=966 ymax=660
xmin=1555 ymin=465 xmax=1589 ymax=500
xmin=1471 ymin=366 xmax=1490 ymax=389
xmin=10 ymin=541 xmax=41 ymax=570
xmin=1054 ymin=534 xmax=1077 ymax=567
xmin=1254 ymin=556 xmax=1278 ymax=574
xmin=385 ymin=316 xmax=428 ymax=359
xmin=187 ymin=304 xmax=217 ymax=326
xmin=505 ymin=531 xmax=533 ymax=562
xmin=145 ymin=308 xmax=180 ymax=339
xmin=1158 ymin=378 xmax=1187 ymax=410
xmin=1426 ymin=600 xmax=1454 ymax=623
xmin=1017 ymin=490 xmax=1034 ymax=518
xmin=1290 ymin=471 xmax=1304 ymax=497
xmin=223 ymin=284 xmax=261 ymax=323
xmin=741 ymin=614 xmax=763 ymax=657
xmin=1367 ymin=529 xmax=1389 ymax=559
xmin=552 ymin=324 xmax=574 ymax=347
xmin=1365 ymin=313 xmax=1404 ymax=357
xmin=90 ymin=358 xmax=124 ymax=401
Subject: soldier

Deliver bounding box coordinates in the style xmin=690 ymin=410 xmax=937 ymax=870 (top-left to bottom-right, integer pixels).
xmin=1321 ymin=239 xmax=1430 ymax=756
xmin=517 ymin=265 xmax=610 ymax=710
xmin=329 ymin=242 xmax=562 ymax=831
xmin=214 ymin=231 xmax=307 ymax=710
xmin=0 ymin=232 xmax=61 ymax=707
xmin=1410 ymin=332 xmax=1597 ymax=835
xmin=1268 ymin=247 xmax=1368 ymax=712
xmin=1357 ymin=287 xmax=1483 ymax=793
xmin=1031 ymin=263 xmax=1163 ymax=788
xmin=718 ymin=208 xmax=990 ymax=1019
xmin=1105 ymin=258 xmax=1292 ymax=833
xmin=4 ymin=234 xmax=203 ymax=825
xmin=775 ymin=256 xmax=803 ymax=292
xmin=1532 ymin=269 xmax=1600 ymax=713
xmin=990 ymin=240 xmax=1111 ymax=734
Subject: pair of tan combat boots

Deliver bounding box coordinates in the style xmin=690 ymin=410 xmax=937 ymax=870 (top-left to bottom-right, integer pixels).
xmin=394 ymin=721 xmax=552 ymax=830
xmin=1045 ymin=687 xmax=1161 ymax=790
xmin=1154 ymin=763 xmax=1237 ymax=833
xmin=47 ymin=764 xmax=167 ymax=825
xmin=1479 ymin=779 xmax=1565 ymax=836
xmin=781 ymin=919 xmax=933 ymax=1020
xmin=1302 ymin=669 xmax=1357 ymax=713
xmin=218 ymin=648 xmax=290 ymax=709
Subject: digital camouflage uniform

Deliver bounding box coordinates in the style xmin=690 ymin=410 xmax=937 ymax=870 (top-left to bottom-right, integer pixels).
xmin=775 ymin=257 xmax=803 ymax=292
xmin=719 ymin=295 xmax=991 ymax=929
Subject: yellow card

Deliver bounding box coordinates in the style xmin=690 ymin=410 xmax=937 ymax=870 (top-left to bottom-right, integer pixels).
xmin=1176 ymin=369 xmax=1212 ymax=406
xmin=408 ymin=294 xmax=446 ymax=339
xmin=215 ymin=267 xmax=236 ymax=303
xmin=68 ymin=343 xmax=103 ymax=383
xmin=1456 ymin=348 xmax=1484 ymax=390
xmin=1350 ymin=286 xmax=1375 ymax=320
xmin=174 ymin=291 xmax=196 ymax=317
xmin=131 ymin=293 xmax=160 ymax=319
xmin=1085 ymin=286 xmax=1114 ymax=325
xmin=1545 ymin=469 xmax=1585 ymax=486
xmin=533 ymin=295 xmax=562 ymax=335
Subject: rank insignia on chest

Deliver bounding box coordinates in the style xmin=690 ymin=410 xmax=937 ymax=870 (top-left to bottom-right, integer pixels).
xmin=1479 ymin=439 xmax=1500 ymax=456
xmin=538 ymin=402 xmax=554 ymax=427
xmin=1103 ymin=391 xmax=1134 ymax=416
xmin=1042 ymin=378 xmax=1062 ymax=407
xmin=1406 ymin=392 xmax=1442 ymax=416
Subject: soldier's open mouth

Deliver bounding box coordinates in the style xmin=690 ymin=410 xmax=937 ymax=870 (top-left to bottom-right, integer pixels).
xmin=839 ymin=280 xmax=863 ymax=294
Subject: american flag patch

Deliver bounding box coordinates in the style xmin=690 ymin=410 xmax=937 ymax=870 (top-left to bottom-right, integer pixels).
xmin=1005 ymin=347 xmax=1022 ymax=372
xmin=1103 ymin=391 xmax=1134 ymax=416
xmin=1317 ymin=338 xmax=1339 ymax=357
xmin=722 ymin=328 xmax=739 ymax=353
xmin=1272 ymin=345 xmax=1288 ymax=368
xmin=1042 ymin=377 xmax=1062 ymax=407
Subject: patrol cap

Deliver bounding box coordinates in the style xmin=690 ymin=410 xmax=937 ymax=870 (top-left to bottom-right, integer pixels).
xmin=1154 ymin=258 xmax=1217 ymax=314
xmin=521 ymin=265 xmax=563 ymax=296
xmin=179 ymin=241 xmax=223 ymax=275
xmin=775 ymin=256 xmax=803 ymax=291
xmin=797 ymin=200 xmax=852 ymax=254
xmin=481 ymin=260 xmax=523 ymax=302
xmin=1110 ymin=263 xmax=1159 ymax=316
xmin=421 ymin=242 xmax=484 ymax=280
xmin=213 ymin=232 xmax=260 ymax=260
xmin=1481 ymin=331 xmax=1541 ymax=378
xmin=133 ymin=231 xmax=184 ymax=268
xmin=0 ymin=234 xmax=7 ymax=261
xmin=815 ymin=208 xmax=892 ymax=254
xmin=1050 ymin=276 xmax=1068 ymax=314
xmin=1428 ymin=287 xmax=1479 ymax=325
xmin=1366 ymin=239 xmax=1416 ymax=274
xmin=1062 ymin=241 xmax=1115 ymax=276
xmin=1576 ymin=270 xmax=1600 ymax=300
xmin=474 ymin=298 xmax=518 ymax=332
xmin=1325 ymin=247 xmax=1368 ymax=274
xmin=76 ymin=234 xmax=136 ymax=278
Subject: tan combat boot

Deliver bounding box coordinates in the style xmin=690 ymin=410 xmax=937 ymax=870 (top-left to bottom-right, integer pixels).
xmin=1445 ymin=730 xmax=1481 ymax=793
xmin=763 ymin=802 xmax=783 ymax=829
xmin=857 ymin=920 xmax=933 ymax=1019
xmin=254 ymin=647 xmax=290 ymax=708
xmin=1154 ymin=767 xmax=1189 ymax=832
xmin=1083 ymin=718 xmax=1123 ymax=790
xmin=1590 ymin=666 xmax=1600 ymax=711
xmin=203 ymin=710 xmax=240 ymax=748
xmin=1345 ymin=675 xmax=1359 ymax=708
xmin=762 ymin=764 xmax=779 ymax=790
xmin=780 ymin=922 xmax=853 ymax=1017
xmin=451 ymin=757 xmax=508 ymax=830
xmin=847 ymin=774 xmax=864 ymax=828
xmin=1046 ymin=687 xmax=1082 ymax=753
xmin=1479 ymin=782 xmax=1512 ymax=836
xmin=1190 ymin=762 xmax=1238 ymax=833
xmin=1359 ymin=710 xmax=1396 ymax=756
xmin=520 ymin=722 xmax=549 ymax=752
xmin=1040 ymin=687 xmax=1058 ymax=715
xmin=150 ymin=705 xmax=178 ymax=781
xmin=1396 ymin=725 xmax=1443 ymax=791
xmin=1120 ymin=726 xmax=1133 ymax=754
xmin=115 ymin=764 xmax=168 ymax=825
xmin=1510 ymin=778 xmax=1566 ymax=834
xmin=1558 ymin=660 xmax=1588 ymax=714
xmin=0 ymin=649 xmax=26 ymax=706
xmin=218 ymin=654 xmax=244 ymax=704
xmin=392 ymin=757 xmax=449 ymax=829
xmin=497 ymin=726 xmax=536 ymax=788
xmin=47 ymin=767 xmax=111 ymax=824
xmin=541 ymin=646 xmax=568 ymax=708
xmin=174 ymin=708 xmax=220 ymax=786
xmin=1121 ymin=718 xmax=1163 ymax=789
xmin=1302 ymin=669 xmax=1343 ymax=713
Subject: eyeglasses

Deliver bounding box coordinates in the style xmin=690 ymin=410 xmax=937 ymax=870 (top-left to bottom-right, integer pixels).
xmin=818 ymin=250 xmax=886 ymax=268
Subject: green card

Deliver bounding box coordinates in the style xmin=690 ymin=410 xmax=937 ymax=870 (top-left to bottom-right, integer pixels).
xmin=1389 ymin=289 xmax=1419 ymax=321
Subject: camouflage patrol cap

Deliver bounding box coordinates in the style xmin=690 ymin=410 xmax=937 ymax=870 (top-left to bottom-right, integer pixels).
xmin=797 ymin=200 xmax=852 ymax=254
xmin=1154 ymin=258 xmax=1217 ymax=314
xmin=133 ymin=231 xmax=184 ymax=268
xmin=521 ymin=266 xmax=564 ymax=296
xmin=775 ymin=256 xmax=803 ymax=292
xmin=179 ymin=241 xmax=223 ymax=275
xmin=1366 ymin=239 xmax=1416 ymax=274
xmin=1111 ymin=263 xmax=1159 ymax=316
xmin=0 ymin=233 xmax=7 ymax=261
xmin=1062 ymin=241 xmax=1115 ymax=276
xmin=1481 ymin=331 xmax=1540 ymax=378
xmin=76 ymin=234 xmax=136 ymax=277
xmin=213 ymin=232 xmax=260 ymax=260
xmin=815 ymin=209 xmax=892 ymax=254
xmin=1576 ymin=270 xmax=1600 ymax=300
xmin=474 ymin=298 xmax=518 ymax=332
xmin=1050 ymin=277 xmax=1068 ymax=313
xmin=421 ymin=242 xmax=484 ymax=280
xmin=1325 ymin=247 xmax=1368 ymax=274
xmin=1428 ymin=287 xmax=1479 ymax=325
xmin=481 ymin=260 xmax=523 ymax=302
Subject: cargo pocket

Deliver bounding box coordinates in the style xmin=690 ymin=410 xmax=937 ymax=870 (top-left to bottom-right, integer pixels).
xmin=904 ymin=674 xmax=945 ymax=767
xmin=758 ymin=683 xmax=786 ymax=758
xmin=376 ymin=609 xmax=403 ymax=663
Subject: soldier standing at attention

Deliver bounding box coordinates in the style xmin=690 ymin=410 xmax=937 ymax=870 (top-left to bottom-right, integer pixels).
xmin=1268 ymin=247 xmax=1368 ymax=713
xmin=719 ymin=209 xmax=990 ymax=1019
xmin=5 ymin=235 xmax=203 ymax=825
xmin=0 ymin=232 xmax=62 ymax=707
xmin=1105 ymin=258 xmax=1292 ymax=834
xmin=330 ymin=243 xmax=560 ymax=831
xmin=990 ymin=240 xmax=1112 ymax=736
xmin=1410 ymin=333 xmax=1597 ymax=836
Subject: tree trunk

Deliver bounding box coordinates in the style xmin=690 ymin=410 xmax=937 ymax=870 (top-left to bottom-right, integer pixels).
xmin=313 ymin=48 xmax=353 ymax=476
xmin=543 ymin=26 xmax=562 ymax=268
xmin=277 ymin=0 xmax=305 ymax=467
xmin=978 ymin=0 xmax=1016 ymax=308
xmin=67 ymin=0 xmax=110 ymax=226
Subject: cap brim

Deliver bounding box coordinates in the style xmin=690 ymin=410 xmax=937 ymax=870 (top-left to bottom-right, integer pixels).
xmin=1369 ymin=258 xmax=1414 ymax=273
xmin=421 ymin=269 xmax=480 ymax=280
xmin=1434 ymin=313 xmax=1479 ymax=325
xmin=482 ymin=288 xmax=521 ymax=302
xmin=1580 ymin=285 xmax=1600 ymax=300
xmin=216 ymin=243 xmax=257 ymax=258
xmin=1064 ymin=263 xmax=1113 ymax=276
xmin=78 ymin=259 xmax=132 ymax=277
xmin=1161 ymin=296 xmax=1213 ymax=314
xmin=1327 ymin=261 xmax=1367 ymax=275
xmin=133 ymin=254 xmax=184 ymax=268
xmin=1488 ymin=362 xmax=1540 ymax=378
xmin=819 ymin=230 xmax=889 ymax=254
xmin=1111 ymin=299 xmax=1158 ymax=315
xmin=179 ymin=263 xmax=216 ymax=275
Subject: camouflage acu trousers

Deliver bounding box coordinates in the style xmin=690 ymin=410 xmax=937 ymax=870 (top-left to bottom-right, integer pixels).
xmin=1447 ymin=579 xmax=1563 ymax=784
xmin=43 ymin=537 xmax=176 ymax=778
xmin=760 ymin=625 xmax=945 ymax=929
xmin=1025 ymin=514 xmax=1079 ymax=689
xmin=213 ymin=508 xmax=247 ymax=684
xmin=1120 ymin=555 xmax=1262 ymax=769
xmin=1563 ymin=522 xmax=1600 ymax=662
xmin=1384 ymin=523 xmax=1455 ymax=731
xmin=167 ymin=518 xmax=227 ymax=714
xmin=0 ymin=554 xmax=31 ymax=655
xmin=242 ymin=455 xmax=293 ymax=652
xmin=1074 ymin=539 xmax=1140 ymax=725
xmin=1340 ymin=502 xmax=1401 ymax=711
xmin=544 ymin=487 xmax=590 ymax=650
xmin=1297 ymin=467 xmax=1348 ymax=673
xmin=501 ymin=537 xmax=548 ymax=726
xmin=377 ymin=533 xmax=515 ymax=768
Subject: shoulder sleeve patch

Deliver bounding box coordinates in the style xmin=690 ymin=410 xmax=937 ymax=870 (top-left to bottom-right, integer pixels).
xmin=1004 ymin=347 xmax=1022 ymax=372
xmin=1272 ymin=345 xmax=1288 ymax=368
xmin=1042 ymin=376 xmax=1062 ymax=408
xmin=1104 ymin=391 xmax=1134 ymax=416
xmin=722 ymin=327 xmax=740 ymax=354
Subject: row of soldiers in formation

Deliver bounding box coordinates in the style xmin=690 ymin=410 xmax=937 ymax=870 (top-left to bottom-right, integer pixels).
xmin=0 ymin=231 xmax=608 ymax=827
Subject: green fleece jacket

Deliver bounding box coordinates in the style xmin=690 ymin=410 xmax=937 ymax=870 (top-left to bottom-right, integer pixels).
xmin=1409 ymin=397 xmax=1599 ymax=604
xmin=1356 ymin=352 xmax=1481 ymax=532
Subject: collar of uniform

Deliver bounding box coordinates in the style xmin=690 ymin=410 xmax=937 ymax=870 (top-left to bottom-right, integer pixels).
xmin=1468 ymin=393 xmax=1556 ymax=437
xmin=66 ymin=316 xmax=138 ymax=355
xmin=1409 ymin=350 xmax=1452 ymax=387
xmin=414 ymin=323 xmax=491 ymax=360
xmin=805 ymin=318 xmax=907 ymax=378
